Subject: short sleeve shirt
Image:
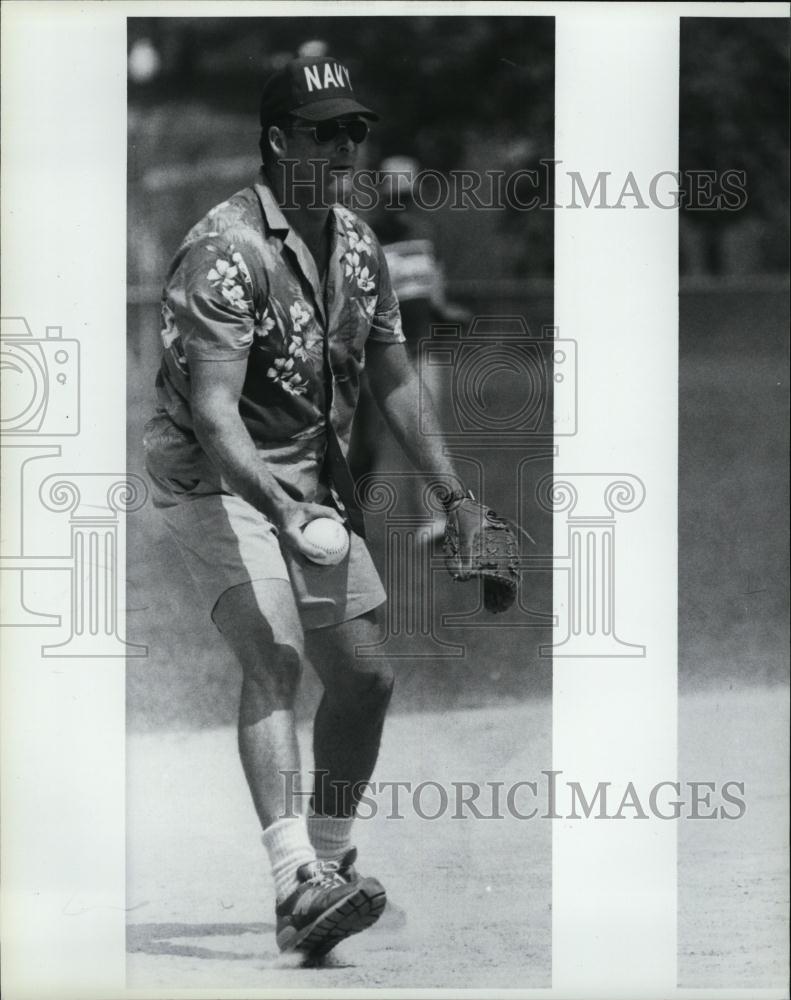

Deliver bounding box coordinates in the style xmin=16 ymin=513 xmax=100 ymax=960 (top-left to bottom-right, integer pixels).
xmin=145 ymin=170 xmax=405 ymax=503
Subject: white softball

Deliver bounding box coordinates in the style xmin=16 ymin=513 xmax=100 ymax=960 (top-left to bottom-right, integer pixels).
xmin=302 ymin=517 xmax=350 ymax=566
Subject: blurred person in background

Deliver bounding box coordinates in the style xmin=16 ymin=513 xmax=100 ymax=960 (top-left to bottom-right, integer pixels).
xmin=373 ymin=156 xmax=469 ymax=342
xmin=142 ymin=54 xmax=473 ymax=959
xmin=350 ymin=156 xmax=470 ymax=484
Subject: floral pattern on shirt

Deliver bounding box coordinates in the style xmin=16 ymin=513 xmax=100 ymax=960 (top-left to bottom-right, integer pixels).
xmin=206 ymin=248 xmax=254 ymax=313
xmin=255 ymin=306 xmax=277 ymax=339
xmin=263 ymin=297 xmax=323 ymax=394
xmin=289 ymin=301 xmax=311 ymax=333
xmin=266 ymin=355 xmax=308 ymax=396
xmin=337 ymin=206 xmax=377 ymax=293
xmin=160 ymin=301 xmax=188 ymax=371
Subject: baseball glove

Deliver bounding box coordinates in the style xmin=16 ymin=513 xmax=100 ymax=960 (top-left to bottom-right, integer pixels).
xmin=441 ymin=489 xmax=520 ymax=614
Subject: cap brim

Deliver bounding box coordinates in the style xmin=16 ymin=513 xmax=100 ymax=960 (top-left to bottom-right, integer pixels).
xmin=292 ymin=97 xmax=379 ymax=122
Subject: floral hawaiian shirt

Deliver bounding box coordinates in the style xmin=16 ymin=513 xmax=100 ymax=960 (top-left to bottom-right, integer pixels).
xmin=144 ymin=170 xmax=404 ymax=507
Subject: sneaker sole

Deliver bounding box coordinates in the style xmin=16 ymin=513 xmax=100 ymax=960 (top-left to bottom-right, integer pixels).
xmin=277 ymin=881 xmax=386 ymax=957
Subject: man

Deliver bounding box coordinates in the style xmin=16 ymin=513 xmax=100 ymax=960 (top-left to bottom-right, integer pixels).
xmin=143 ymin=55 xmax=468 ymax=958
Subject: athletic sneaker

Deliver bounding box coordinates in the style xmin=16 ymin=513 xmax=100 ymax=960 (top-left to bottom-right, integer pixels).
xmin=335 ymin=847 xmax=360 ymax=882
xmin=275 ymin=855 xmax=386 ymax=956
xmin=336 ymin=849 xmax=407 ymax=930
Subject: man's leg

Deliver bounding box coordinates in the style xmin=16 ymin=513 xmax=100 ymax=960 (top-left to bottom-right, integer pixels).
xmin=213 ymin=578 xmax=321 ymax=908
xmin=213 ymin=577 xmax=306 ymax=827
xmin=214 ymin=581 xmax=387 ymax=953
xmin=305 ymin=607 xmax=394 ymax=860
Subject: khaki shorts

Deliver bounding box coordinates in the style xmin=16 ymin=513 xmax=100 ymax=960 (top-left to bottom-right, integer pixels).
xmin=149 ymin=473 xmax=386 ymax=631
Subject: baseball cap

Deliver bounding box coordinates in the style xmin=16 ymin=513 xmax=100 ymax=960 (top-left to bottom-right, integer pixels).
xmin=259 ymin=56 xmax=379 ymax=124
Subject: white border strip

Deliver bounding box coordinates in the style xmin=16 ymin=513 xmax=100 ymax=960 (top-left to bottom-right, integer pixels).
xmin=1 ymin=4 xmax=129 ymax=998
xmin=553 ymin=8 xmax=679 ymax=997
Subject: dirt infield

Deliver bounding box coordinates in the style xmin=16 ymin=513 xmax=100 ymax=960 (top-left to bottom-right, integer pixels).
xmin=127 ymin=700 xmax=552 ymax=989
xmin=127 ymin=684 xmax=788 ymax=989
xmin=678 ymin=684 xmax=789 ymax=988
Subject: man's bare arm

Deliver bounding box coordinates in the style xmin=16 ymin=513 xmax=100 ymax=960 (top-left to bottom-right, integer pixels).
xmin=364 ymin=339 xmax=462 ymax=488
xmin=189 ymin=354 xmax=343 ymax=557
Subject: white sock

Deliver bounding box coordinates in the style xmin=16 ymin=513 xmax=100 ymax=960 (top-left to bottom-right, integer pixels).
xmin=307 ymin=813 xmax=355 ymax=863
xmin=261 ymin=817 xmax=316 ymax=901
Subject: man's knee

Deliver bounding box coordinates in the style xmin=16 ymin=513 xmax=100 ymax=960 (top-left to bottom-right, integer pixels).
xmin=351 ymin=610 xmax=393 ymax=708
xmin=336 ymin=662 xmax=395 ymax=715
xmin=242 ymin=640 xmax=303 ymax=701
xmin=213 ymin=579 xmax=305 ymax=709
xmin=369 ymin=662 xmax=395 ymax=704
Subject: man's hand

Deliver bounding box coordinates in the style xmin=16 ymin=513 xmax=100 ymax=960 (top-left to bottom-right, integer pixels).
xmin=275 ymin=501 xmax=347 ymax=562
xmin=441 ymin=490 xmax=520 ymax=614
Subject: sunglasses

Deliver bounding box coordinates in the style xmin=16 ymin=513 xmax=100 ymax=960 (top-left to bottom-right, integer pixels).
xmin=288 ymin=118 xmax=370 ymax=145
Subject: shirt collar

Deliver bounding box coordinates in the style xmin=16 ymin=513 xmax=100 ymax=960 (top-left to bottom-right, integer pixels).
xmin=253 ymin=167 xmax=346 ymax=238
xmin=255 ymin=169 xmax=351 ymax=323
xmin=253 ymin=168 xmax=291 ymax=235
